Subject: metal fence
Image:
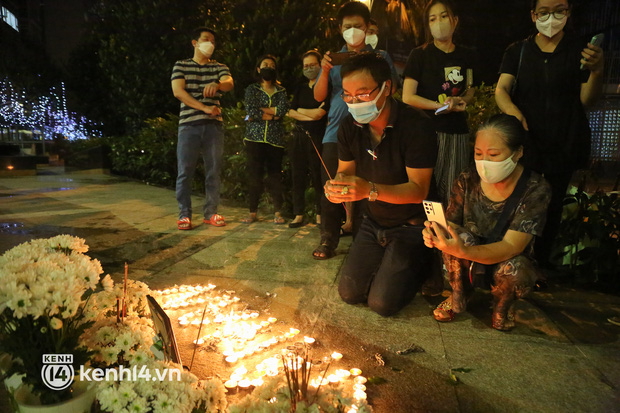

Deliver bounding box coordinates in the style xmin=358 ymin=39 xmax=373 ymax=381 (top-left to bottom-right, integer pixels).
xmin=588 ymin=96 xmax=620 ymax=162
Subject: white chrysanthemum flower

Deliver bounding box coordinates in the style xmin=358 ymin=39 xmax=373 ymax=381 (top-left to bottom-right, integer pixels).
xmin=101 ymin=274 xmax=114 ymax=292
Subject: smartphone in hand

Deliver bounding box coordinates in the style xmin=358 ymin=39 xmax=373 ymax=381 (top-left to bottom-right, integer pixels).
xmin=435 ymin=103 xmax=450 ymax=115
xmin=581 ymin=33 xmax=604 ymax=70
xmin=329 ymin=51 xmax=357 ymax=66
xmin=423 ymin=200 xmax=450 ymax=238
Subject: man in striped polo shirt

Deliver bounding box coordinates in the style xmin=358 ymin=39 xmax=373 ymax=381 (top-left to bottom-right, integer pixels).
xmin=171 ymin=27 xmax=234 ymax=230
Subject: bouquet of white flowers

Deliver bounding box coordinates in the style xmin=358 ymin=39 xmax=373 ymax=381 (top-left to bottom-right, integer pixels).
xmin=0 ymin=235 xmax=104 ymax=404
xmin=96 ymin=359 xmax=227 ymax=413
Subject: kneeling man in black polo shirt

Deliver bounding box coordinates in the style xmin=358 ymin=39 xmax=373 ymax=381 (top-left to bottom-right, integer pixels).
xmin=325 ymin=52 xmax=437 ymax=316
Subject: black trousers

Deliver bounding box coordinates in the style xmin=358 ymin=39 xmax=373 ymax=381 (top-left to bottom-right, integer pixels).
xmin=535 ymin=167 xmax=573 ymax=267
xmin=245 ymin=140 xmax=284 ymax=213
xmin=289 ymin=128 xmax=323 ymax=216
xmin=319 ymin=143 xmax=345 ymax=249
xmin=338 ymin=217 xmax=432 ymax=316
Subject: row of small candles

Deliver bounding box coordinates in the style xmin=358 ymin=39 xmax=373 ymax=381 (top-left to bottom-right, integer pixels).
xmin=153 ymin=285 xmax=368 ymax=404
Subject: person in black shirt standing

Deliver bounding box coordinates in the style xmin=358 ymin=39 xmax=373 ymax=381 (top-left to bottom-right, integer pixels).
xmin=287 ymin=51 xmax=329 ymax=228
xmin=495 ymin=0 xmax=604 ymax=268
xmin=325 ymin=53 xmax=437 ymax=316
xmin=402 ymin=0 xmax=476 ymax=205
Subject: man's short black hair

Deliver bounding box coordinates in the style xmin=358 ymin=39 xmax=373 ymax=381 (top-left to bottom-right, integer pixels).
xmin=337 ymin=1 xmax=371 ymax=25
xmin=341 ymin=52 xmax=391 ymax=87
xmin=192 ymin=27 xmax=216 ymax=41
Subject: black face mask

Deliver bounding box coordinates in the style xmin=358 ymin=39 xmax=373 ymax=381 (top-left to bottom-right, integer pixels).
xmin=259 ymin=67 xmax=276 ymax=81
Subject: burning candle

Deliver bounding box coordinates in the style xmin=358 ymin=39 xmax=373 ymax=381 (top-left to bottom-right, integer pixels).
xmin=304 ymin=336 xmax=315 ymax=345
xmin=353 ymin=384 xmax=366 ymax=392
xmin=225 ymin=355 xmax=238 ymax=364
xmin=354 ymin=376 xmax=367 ymax=385
xmin=336 ymin=369 xmax=351 ymax=379
xmin=268 ymin=317 xmax=277 ymax=323
xmin=327 ymin=374 xmax=341 ymax=385
xmin=353 ymin=390 xmax=367 ymax=400
xmin=224 ymin=380 xmax=237 ymax=393
xmin=331 ymin=352 xmax=343 ymax=361
xmin=178 ymin=319 xmax=189 ymax=327
xmin=349 ymin=368 xmax=362 ymax=376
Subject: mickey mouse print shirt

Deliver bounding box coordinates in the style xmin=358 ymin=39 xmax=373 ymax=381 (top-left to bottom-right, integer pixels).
xmin=404 ymin=43 xmax=477 ymax=134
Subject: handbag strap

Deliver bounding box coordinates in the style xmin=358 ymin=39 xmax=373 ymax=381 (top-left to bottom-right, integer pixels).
xmin=486 ymin=168 xmax=532 ymax=243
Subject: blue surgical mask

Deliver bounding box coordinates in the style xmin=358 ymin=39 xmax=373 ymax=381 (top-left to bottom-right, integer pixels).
xmin=345 ymin=82 xmax=387 ymax=124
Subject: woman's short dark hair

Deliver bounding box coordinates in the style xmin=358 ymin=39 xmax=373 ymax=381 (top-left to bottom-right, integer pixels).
xmin=423 ymin=0 xmax=458 ymax=44
xmin=530 ymin=0 xmax=572 ymax=10
xmin=478 ymin=114 xmax=526 ymax=151
xmin=341 ymin=52 xmax=391 ymax=88
xmin=337 ymin=1 xmax=371 ymax=26
xmin=254 ymin=54 xmax=278 ymax=82
xmin=302 ymin=50 xmax=321 ymax=63
xmin=192 ymin=27 xmax=216 ymax=41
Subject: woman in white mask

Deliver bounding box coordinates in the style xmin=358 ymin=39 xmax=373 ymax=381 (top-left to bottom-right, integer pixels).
xmin=495 ymin=0 xmax=604 ymax=270
xmin=402 ymin=0 xmax=477 ymax=206
xmin=422 ymin=114 xmax=552 ymax=330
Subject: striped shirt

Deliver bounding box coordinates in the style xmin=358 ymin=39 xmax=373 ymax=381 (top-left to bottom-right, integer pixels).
xmin=171 ymin=59 xmax=231 ymax=125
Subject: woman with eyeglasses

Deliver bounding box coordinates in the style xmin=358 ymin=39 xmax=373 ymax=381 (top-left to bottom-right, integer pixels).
xmin=495 ymin=0 xmax=604 ymax=270
xmin=286 ymin=50 xmax=329 ymax=228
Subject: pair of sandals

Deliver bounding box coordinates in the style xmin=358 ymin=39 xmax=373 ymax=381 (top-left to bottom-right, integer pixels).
xmin=433 ymin=297 xmax=515 ymax=331
xmin=177 ymin=214 xmax=226 ymax=230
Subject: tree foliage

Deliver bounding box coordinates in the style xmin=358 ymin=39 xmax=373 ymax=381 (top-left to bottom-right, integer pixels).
xmin=70 ymin=0 xmax=345 ymax=135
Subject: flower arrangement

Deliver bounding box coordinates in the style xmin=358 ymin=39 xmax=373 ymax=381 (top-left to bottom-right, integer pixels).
xmin=96 ymin=358 xmax=227 ymax=413
xmin=0 ymin=235 xmax=103 ymax=404
xmin=80 ymin=315 xmax=155 ymax=367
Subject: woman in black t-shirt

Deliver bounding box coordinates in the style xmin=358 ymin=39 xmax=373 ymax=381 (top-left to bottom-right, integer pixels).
xmin=286 ymin=51 xmax=329 ymax=228
xmin=402 ymin=0 xmax=476 ymax=204
xmin=494 ymin=0 xmax=604 ymax=267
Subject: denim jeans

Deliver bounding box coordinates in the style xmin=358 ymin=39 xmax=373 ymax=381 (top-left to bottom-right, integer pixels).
xmin=175 ymin=123 xmax=224 ymax=220
xmin=338 ymin=217 xmax=432 ymax=316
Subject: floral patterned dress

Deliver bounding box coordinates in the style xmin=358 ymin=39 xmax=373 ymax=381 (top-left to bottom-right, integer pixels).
xmin=444 ymin=166 xmax=551 ymax=327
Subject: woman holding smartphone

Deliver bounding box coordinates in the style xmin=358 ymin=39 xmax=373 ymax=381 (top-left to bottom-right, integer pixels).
xmin=495 ymin=0 xmax=604 ymax=269
xmin=402 ymin=0 xmax=477 ymax=204
xmin=423 ymin=114 xmax=551 ymax=331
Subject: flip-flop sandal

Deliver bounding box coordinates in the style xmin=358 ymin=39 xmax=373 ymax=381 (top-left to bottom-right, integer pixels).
xmin=177 ymin=217 xmax=192 ymax=230
xmin=241 ymin=216 xmax=258 ymax=224
xmin=312 ymin=244 xmax=335 ymax=260
xmin=204 ymin=214 xmax=226 ymax=227
xmin=274 ymin=216 xmax=286 ymax=225
xmin=433 ymin=298 xmax=455 ymax=322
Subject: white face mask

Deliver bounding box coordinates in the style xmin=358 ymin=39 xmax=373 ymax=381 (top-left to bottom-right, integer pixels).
xmin=343 ymin=27 xmax=366 ymax=46
xmin=430 ymin=20 xmax=453 ymax=42
xmin=475 ymin=153 xmax=518 ymax=184
xmin=365 ymin=34 xmax=378 ymax=49
xmin=198 ymin=41 xmax=214 ymax=57
xmin=346 ymin=82 xmax=387 ymax=124
xmin=535 ymin=15 xmax=567 ymax=38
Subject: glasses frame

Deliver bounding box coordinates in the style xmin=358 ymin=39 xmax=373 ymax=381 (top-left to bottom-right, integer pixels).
xmin=533 ymin=8 xmax=569 ymax=22
xmin=341 ymin=84 xmax=381 ymax=104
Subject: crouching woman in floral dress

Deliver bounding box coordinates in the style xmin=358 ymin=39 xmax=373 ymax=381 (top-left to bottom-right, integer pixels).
xmin=422 ymin=114 xmax=551 ymax=330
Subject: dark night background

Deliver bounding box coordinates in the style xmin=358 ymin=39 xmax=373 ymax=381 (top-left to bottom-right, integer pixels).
xmin=1 ymin=0 xmax=618 ymax=136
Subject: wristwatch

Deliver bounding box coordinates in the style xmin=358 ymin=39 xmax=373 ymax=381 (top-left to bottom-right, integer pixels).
xmin=368 ymin=181 xmax=378 ymax=201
